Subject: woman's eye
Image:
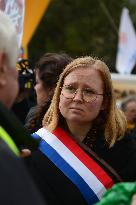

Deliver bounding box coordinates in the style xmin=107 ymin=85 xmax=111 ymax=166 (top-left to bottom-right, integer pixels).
xmin=84 ymin=89 xmax=95 ymax=95
xmin=65 ymin=86 xmax=76 ymax=93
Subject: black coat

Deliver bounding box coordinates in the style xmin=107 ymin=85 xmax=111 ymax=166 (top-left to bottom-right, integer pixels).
xmin=25 ymin=131 xmax=136 ymax=205
xmin=0 ymin=139 xmax=46 ymax=205
xmin=25 ymin=101 xmax=51 ymax=134
xmin=92 ymin=132 xmax=136 ymax=181
xmin=0 ymin=102 xmax=46 ymax=205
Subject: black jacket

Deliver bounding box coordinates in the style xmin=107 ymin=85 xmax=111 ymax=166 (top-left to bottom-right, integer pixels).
xmin=25 ymin=130 xmax=136 ymax=205
xmin=0 ymin=138 xmax=46 ymax=205
xmin=25 ymin=101 xmax=51 ymax=134
xmin=0 ymin=102 xmax=46 ymax=205
xmin=92 ymin=132 xmax=136 ymax=182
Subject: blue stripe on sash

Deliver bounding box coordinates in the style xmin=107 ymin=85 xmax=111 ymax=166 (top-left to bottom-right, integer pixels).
xmin=39 ymin=139 xmax=99 ymax=205
xmin=32 ymin=133 xmax=41 ymax=139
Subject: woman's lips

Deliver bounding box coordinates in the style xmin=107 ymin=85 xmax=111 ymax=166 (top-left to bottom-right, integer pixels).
xmin=69 ymin=107 xmax=83 ymax=112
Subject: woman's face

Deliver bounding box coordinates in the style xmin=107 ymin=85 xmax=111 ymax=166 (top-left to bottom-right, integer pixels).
xmin=59 ymin=67 xmax=104 ymax=126
xmin=34 ymin=73 xmax=51 ymax=105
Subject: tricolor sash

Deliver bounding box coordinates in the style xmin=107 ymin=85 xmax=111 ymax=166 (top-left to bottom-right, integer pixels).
xmin=33 ymin=127 xmax=119 ymax=205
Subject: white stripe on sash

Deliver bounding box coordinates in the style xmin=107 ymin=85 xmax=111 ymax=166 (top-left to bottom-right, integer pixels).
xmin=36 ymin=128 xmax=107 ymax=199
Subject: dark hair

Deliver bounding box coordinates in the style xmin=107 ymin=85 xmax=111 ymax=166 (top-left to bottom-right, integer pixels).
xmin=25 ymin=52 xmax=73 ymax=133
xmin=35 ymin=52 xmax=73 ymax=90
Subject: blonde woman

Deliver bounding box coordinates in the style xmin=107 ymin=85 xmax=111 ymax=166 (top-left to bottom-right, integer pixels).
xmin=25 ymin=57 xmax=136 ymax=205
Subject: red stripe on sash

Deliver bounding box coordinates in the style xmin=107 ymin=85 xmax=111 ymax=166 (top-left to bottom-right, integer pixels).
xmin=53 ymin=127 xmax=114 ymax=189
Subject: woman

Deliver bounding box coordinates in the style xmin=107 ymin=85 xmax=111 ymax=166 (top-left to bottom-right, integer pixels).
xmin=25 ymin=52 xmax=72 ymax=133
xmin=25 ymin=56 xmax=136 ymax=205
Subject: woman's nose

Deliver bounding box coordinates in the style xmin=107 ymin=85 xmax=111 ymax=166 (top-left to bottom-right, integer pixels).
xmin=73 ymin=90 xmax=83 ymax=102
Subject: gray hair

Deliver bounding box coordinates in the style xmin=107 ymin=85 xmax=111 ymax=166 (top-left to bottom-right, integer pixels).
xmin=0 ymin=10 xmax=18 ymax=68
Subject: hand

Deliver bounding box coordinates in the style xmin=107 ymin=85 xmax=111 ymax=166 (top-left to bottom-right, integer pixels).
xmin=21 ymin=149 xmax=31 ymax=157
xmin=131 ymin=195 xmax=136 ymax=205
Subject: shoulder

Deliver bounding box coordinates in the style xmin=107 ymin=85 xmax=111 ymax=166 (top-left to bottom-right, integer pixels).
xmin=115 ymin=133 xmax=136 ymax=150
xmin=95 ymin=133 xmax=136 ymax=181
xmin=107 ymin=133 xmax=136 ymax=160
xmin=25 ymin=106 xmax=38 ymax=121
xmin=110 ymin=134 xmax=136 ymax=181
xmin=0 ymin=139 xmax=45 ymax=204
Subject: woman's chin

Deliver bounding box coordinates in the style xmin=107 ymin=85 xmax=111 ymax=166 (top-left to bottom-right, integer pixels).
xmin=67 ymin=116 xmax=85 ymax=124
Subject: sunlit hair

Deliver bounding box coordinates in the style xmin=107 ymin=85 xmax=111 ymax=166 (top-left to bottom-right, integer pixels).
xmin=0 ymin=11 xmax=18 ymax=68
xmin=43 ymin=56 xmax=127 ymax=147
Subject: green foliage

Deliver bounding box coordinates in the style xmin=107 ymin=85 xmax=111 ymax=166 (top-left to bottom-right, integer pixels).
xmin=29 ymin=0 xmax=136 ymax=72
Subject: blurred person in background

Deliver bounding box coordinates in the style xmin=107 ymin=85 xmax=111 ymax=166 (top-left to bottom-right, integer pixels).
xmin=12 ymin=58 xmax=36 ymax=124
xmin=24 ymin=52 xmax=72 ymax=133
xmin=121 ymin=95 xmax=136 ymax=137
xmin=0 ymin=10 xmax=46 ymax=205
xmin=24 ymin=56 xmax=136 ymax=205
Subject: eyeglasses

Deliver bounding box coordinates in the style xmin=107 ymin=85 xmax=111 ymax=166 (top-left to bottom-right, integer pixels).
xmin=61 ymin=85 xmax=103 ymax=103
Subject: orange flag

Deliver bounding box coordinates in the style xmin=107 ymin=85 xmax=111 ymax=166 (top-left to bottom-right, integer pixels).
xmin=22 ymin=0 xmax=50 ymax=56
